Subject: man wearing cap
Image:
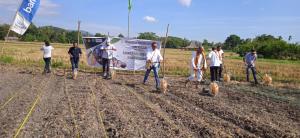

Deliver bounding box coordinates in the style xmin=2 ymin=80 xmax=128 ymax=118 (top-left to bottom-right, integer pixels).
xmin=101 ymin=38 xmax=116 ymax=79
xmin=243 ymin=49 xmax=259 ymax=84
xmin=143 ymin=42 xmax=163 ymax=91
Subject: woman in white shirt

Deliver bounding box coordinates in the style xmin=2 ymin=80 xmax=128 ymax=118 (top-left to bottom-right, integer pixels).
xmin=185 ymin=47 xmax=207 ymax=86
xmin=40 ymin=41 xmax=54 ymax=74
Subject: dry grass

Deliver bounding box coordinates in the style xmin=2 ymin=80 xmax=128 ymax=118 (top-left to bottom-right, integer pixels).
xmin=1 ymin=41 xmax=300 ymax=88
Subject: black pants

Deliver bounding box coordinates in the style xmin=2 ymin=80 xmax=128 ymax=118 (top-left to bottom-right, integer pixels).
xmin=102 ymin=58 xmax=111 ymax=75
xmin=70 ymin=57 xmax=80 ymax=72
xmin=219 ymin=64 xmax=223 ymax=80
xmin=210 ymin=66 xmax=219 ymax=82
xmin=43 ymin=57 xmax=51 ymax=73
xmin=246 ymin=66 xmax=258 ymax=84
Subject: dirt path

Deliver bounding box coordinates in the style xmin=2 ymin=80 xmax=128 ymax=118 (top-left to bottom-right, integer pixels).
xmin=0 ymin=65 xmax=299 ymax=137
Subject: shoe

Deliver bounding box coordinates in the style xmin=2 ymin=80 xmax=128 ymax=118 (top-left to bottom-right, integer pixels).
xmin=103 ymin=72 xmax=107 ymax=77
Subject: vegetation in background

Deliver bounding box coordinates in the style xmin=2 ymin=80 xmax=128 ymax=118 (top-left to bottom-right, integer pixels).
xmin=1 ymin=24 xmax=299 ymax=60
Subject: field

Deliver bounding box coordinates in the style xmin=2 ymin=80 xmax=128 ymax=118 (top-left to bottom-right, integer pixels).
xmin=0 ymin=41 xmax=300 ymax=137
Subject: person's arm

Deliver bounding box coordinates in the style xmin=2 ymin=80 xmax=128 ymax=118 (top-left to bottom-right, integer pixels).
xmin=159 ymin=52 xmax=163 ymax=62
xmin=40 ymin=46 xmax=44 ymax=51
xmin=191 ymin=57 xmax=196 ymax=70
xmin=68 ymin=48 xmax=73 ymax=58
xmin=79 ymin=48 xmax=83 ymax=57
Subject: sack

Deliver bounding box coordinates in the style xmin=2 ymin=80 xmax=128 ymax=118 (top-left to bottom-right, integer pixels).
xmin=223 ymin=74 xmax=231 ymax=82
xmin=210 ymin=82 xmax=219 ymax=97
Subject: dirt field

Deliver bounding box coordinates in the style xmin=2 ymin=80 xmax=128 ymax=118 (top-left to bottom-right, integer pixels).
xmin=0 ymin=65 xmax=299 ymax=138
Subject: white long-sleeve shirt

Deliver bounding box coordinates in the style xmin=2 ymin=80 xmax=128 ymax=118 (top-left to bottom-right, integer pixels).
xmin=208 ymin=51 xmax=221 ymax=67
xmin=146 ymin=49 xmax=163 ymax=67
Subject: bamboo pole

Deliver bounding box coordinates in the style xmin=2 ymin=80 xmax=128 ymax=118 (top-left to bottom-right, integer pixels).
xmin=162 ymin=24 xmax=170 ymax=78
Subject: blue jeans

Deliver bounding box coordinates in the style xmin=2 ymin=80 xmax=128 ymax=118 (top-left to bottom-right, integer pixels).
xmin=70 ymin=57 xmax=79 ymax=72
xmin=246 ymin=66 xmax=258 ymax=84
xmin=143 ymin=65 xmax=160 ymax=89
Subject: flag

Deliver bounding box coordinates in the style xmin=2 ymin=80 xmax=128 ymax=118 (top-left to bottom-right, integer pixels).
xmin=128 ymin=0 xmax=132 ymax=11
xmin=10 ymin=0 xmax=40 ymax=35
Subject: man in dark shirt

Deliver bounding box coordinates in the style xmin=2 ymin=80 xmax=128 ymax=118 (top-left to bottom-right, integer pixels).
xmin=68 ymin=42 xmax=82 ymax=75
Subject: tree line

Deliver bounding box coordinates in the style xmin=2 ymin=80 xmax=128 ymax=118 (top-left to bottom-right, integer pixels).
xmin=1 ymin=24 xmax=299 ymax=60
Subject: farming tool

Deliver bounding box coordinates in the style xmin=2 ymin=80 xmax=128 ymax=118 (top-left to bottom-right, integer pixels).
xmin=161 ymin=24 xmax=170 ymax=94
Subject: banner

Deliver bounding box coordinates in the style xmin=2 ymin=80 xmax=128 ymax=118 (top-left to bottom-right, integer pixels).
xmin=10 ymin=0 xmax=40 ymax=35
xmin=83 ymin=37 xmax=161 ymax=71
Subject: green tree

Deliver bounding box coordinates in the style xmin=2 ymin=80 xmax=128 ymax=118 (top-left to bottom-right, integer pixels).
xmin=224 ymin=34 xmax=241 ymax=50
xmin=95 ymin=33 xmax=106 ymax=37
xmin=137 ymin=32 xmax=159 ymax=40
xmin=118 ymin=34 xmax=124 ymax=38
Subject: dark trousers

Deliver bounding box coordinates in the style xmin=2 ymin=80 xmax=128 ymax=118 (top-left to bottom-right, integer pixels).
xmin=143 ymin=65 xmax=160 ymax=89
xmin=210 ymin=66 xmax=219 ymax=82
xmin=102 ymin=58 xmax=111 ymax=75
xmin=70 ymin=57 xmax=80 ymax=72
xmin=246 ymin=66 xmax=258 ymax=84
xmin=219 ymin=64 xmax=223 ymax=80
xmin=43 ymin=57 xmax=51 ymax=73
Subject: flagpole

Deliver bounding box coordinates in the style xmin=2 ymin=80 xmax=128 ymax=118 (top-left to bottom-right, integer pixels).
xmin=128 ymin=10 xmax=130 ymax=38
xmin=2 ymin=1 xmax=23 ymax=54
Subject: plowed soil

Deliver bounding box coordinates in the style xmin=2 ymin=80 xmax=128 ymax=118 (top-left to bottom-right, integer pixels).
xmin=0 ymin=65 xmax=299 ymax=138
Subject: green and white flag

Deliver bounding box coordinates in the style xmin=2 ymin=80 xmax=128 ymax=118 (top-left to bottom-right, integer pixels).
xmin=128 ymin=0 xmax=132 ymax=11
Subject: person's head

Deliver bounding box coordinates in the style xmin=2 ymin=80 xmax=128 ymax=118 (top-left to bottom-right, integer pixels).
xmin=44 ymin=41 xmax=50 ymax=46
xmin=251 ymin=49 xmax=256 ymax=55
xmin=196 ymin=46 xmax=204 ymax=54
xmin=73 ymin=42 xmax=78 ymax=47
xmin=217 ymin=46 xmax=221 ymax=51
xmin=151 ymin=42 xmax=158 ymax=50
xmin=212 ymin=47 xmax=216 ymax=51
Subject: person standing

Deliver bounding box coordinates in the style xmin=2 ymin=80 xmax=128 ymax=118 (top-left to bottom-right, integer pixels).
xmin=101 ymin=38 xmax=116 ymax=79
xmin=208 ymin=47 xmax=221 ymax=82
xmin=217 ymin=46 xmax=224 ymax=81
xmin=68 ymin=42 xmax=82 ymax=78
xmin=143 ymin=42 xmax=163 ymax=91
xmin=40 ymin=41 xmax=54 ymax=74
xmin=185 ymin=46 xmax=207 ymax=86
xmin=243 ymin=49 xmax=259 ymax=84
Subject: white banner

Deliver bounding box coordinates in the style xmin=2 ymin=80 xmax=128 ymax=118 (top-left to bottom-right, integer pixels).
xmin=10 ymin=12 xmax=31 ymax=35
xmin=83 ymin=37 xmax=161 ymax=71
xmin=10 ymin=0 xmax=40 ymax=35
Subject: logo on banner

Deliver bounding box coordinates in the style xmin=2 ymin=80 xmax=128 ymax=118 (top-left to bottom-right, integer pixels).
xmin=23 ymin=0 xmax=38 ymax=14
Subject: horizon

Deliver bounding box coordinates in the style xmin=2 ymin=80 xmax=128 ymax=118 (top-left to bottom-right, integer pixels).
xmin=0 ymin=0 xmax=299 ymax=43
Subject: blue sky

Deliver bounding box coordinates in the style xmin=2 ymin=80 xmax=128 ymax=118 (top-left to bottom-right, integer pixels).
xmin=0 ymin=0 xmax=299 ymax=42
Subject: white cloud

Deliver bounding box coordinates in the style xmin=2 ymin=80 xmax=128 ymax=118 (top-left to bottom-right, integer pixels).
xmin=0 ymin=0 xmax=60 ymax=16
xmin=178 ymin=0 xmax=192 ymax=7
xmin=143 ymin=16 xmax=158 ymax=23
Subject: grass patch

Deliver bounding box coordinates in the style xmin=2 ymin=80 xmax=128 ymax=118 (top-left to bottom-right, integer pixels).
xmin=0 ymin=55 xmax=14 ymax=64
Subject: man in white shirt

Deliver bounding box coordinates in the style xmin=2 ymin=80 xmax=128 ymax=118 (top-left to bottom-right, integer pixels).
xmin=40 ymin=41 xmax=54 ymax=74
xmin=101 ymin=39 xmax=116 ymax=79
xmin=208 ymin=47 xmax=221 ymax=82
xmin=217 ymin=46 xmax=224 ymax=81
xmin=143 ymin=42 xmax=163 ymax=90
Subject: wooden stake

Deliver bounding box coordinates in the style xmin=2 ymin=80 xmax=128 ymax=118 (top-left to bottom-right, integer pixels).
xmin=77 ymin=21 xmax=81 ymax=45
